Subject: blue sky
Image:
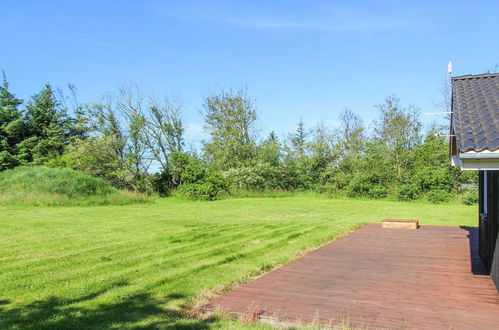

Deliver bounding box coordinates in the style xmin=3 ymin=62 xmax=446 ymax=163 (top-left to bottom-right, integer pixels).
xmin=1 ymin=0 xmax=498 ymax=144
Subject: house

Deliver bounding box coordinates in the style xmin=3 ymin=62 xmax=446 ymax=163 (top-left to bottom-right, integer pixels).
xmin=449 ymin=72 xmax=499 ymax=290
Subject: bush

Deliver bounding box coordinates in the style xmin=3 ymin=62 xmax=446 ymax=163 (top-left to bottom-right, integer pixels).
xmin=176 ymin=168 xmax=228 ymax=201
xmin=0 ymin=166 xmax=148 ymax=206
xmin=426 ymin=189 xmax=450 ymax=204
xmin=222 ymin=161 xmax=296 ymax=191
xmin=461 ymin=190 xmax=478 ymax=205
xmin=412 ymin=168 xmax=454 ymax=193
xmin=317 ymin=168 xmax=350 ymax=193
xmin=152 ymin=171 xmax=173 ymax=197
xmin=367 ymin=185 xmax=388 ymax=199
xmin=314 ymin=183 xmax=339 ymax=196
xmin=346 ymin=175 xmax=372 ymax=198
xmin=396 ymin=184 xmax=419 ymax=201
xmin=45 ymin=137 xmax=122 ymax=185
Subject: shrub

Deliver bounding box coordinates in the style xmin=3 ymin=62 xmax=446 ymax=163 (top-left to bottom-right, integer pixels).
xmin=426 ymin=189 xmax=450 ymax=204
xmin=396 ymin=184 xmax=419 ymax=201
xmin=346 ymin=175 xmax=372 ymax=198
xmin=314 ymin=183 xmax=339 ymax=196
xmin=461 ymin=190 xmax=478 ymax=205
xmin=367 ymin=185 xmax=388 ymax=199
xmin=222 ymin=161 xmax=295 ymax=191
xmin=45 ymin=137 xmax=122 ymax=186
xmin=317 ymin=168 xmax=350 ymax=193
xmin=412 ymin=168 xmax=454 ymax=193
xmin=152 ymin=171 xmax=173 ymax=197
xmin=176 ymin=168 xmax=228 ymax=201
xmin=180 ymin=163 xmax=205 ymax=184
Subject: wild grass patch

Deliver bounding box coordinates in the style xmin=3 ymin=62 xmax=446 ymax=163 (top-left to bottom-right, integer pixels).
xmin=0 ymin=166 xmax=149 ymax=206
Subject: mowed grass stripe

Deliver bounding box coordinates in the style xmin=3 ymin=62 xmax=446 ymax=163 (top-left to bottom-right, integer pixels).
xmin=0 ymin=220 xmax=205 ymax=259
xmin=1 ymin=222 xmax=319 ymax=299
xmin=24 ymin=222 xmax=319 ymax=292
xmin=0 ymin=221 xmax=244 ymax=270
xmin=0 ymin=221 xmax=275 ymax=282
xmin=124 ymin=224 xmax=333 ymax=293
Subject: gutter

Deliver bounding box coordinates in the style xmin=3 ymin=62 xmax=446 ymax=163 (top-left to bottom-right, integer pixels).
xmin=459 ymin=152 xmax=499 ymax=160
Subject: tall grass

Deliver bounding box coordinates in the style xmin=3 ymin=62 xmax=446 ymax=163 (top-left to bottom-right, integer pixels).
xmin=0 ymin=166 xmax=149 ymax=206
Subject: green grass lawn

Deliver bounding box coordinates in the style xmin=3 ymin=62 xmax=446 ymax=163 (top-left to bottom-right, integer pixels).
xmin=0 ymin=196 xmax=476 ymax=329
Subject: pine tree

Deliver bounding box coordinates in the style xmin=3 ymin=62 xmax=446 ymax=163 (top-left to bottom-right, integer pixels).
xmin=17 ymin=84 xmax=70 ymax=164
xmin=0 ymin=72 xmax=23 ymax=170
xmin=289 ymin=119 xmax=308 ymax=157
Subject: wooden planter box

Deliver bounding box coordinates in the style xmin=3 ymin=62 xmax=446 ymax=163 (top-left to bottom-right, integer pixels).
xmin=382 ymin=219 xmax=419 ymax=229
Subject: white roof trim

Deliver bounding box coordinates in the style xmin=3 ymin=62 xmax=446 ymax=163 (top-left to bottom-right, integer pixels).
xmin=451 ymin=151 xmax=499 ymax=170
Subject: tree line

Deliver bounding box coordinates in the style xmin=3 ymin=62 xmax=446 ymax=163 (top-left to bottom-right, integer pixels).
xmin=0 ymin=73 xmax=476 ymax=203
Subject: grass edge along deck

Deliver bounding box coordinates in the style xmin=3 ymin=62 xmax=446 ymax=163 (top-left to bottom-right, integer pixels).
xmin=203 ymin=224 xmax=499 ymax=329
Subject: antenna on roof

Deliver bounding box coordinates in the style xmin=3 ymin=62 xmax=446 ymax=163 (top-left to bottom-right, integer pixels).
xmin=423 ymin=62 xmax=454 ymax=116
xmin=447 ymin=61 xmax=453 ymax=89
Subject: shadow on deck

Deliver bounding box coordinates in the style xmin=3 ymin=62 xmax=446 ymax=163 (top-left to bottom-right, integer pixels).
xmin=204 ymin=224 xmax=499 ymax=329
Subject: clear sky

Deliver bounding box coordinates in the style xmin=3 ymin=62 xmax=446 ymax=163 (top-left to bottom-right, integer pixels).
xmin=1 ymin=0 xmax=498 ymax=144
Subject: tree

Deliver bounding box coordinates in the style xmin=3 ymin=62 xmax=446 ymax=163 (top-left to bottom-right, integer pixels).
xmin=0 ymin=73 xmax=23 ymax=170
xmin=202 ymin=89 xmax=257 ymax=169
xmin=337 ymin=109 xmax=365 ymax=154
xmin=288 ymin=119 xmax=308 ymax=157
xmin=309 ymin=123 xmax=336 ymax=172
xmin=115 ymin=84 xmax=150 ymax=178
xmin=373 ymin=95 xmax=422 ymax=180
xmin=17 ymin=84 xmax=71 ymax=165
xmin=334 ymin=109 xmax=366 ymax=175
xmin=257 ymin=131 xmax=281 ymax=167
xmin=92 ymin=101 xmax=126 ymax=165
xmin=143 ymin=97 xmax=185 ymax=173
xmin=57 ymin=84 xmax=92 ymax=140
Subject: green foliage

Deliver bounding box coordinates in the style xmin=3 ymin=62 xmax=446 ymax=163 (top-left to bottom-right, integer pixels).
xmin=396 ymin=184 xmax=419 ymax=201
xmin=223 ymin=161 xmax=296 ymax=191
xmin=202 ymin=89 xmax=257 ymax=170
xmin=412 ymin=168 xmax=454 ymax=193
xmin=367 ymin=185 xmax=388 ymax=199
xmin=288 ymin=119 xmax=308 ymax=157
xmin=317 ymin=167 xmax=350 ymax=192
xmin=176 ymin=158 xmax=228 ymax=200
xmin=346 ymin=176 xmax=370 ymax=198
xmin=314 ymin=182 xmax=339 ymax=196
xmin=152 ymin=171 xmax=172 ymax=197
xmin=426 ymin=189 xmax=451 ymax=204
xmin=0 ymin=150 xmax=19 ymax=171
xmin=0 ymin=166 xmax=148 ymax=206
xmin=176 ymin=170 xmax=228 ymax=201
xmin=345 ymin=174 xmax=387 ymax=198
xmin=46 ymin=137 xmax=124 ymax=185
xmin=0 ymin=75 xmax=474 ymax=203
xmin=0 ymin=73 xmax=23 ymax=170
xmin=373 ymin=95 xmax=422 ymax=180
xmin=256 ymin=131 xmax=281 ymax=166
xmin=19 ymin=84 xmax=71 ymax=165
xmin=461 ymin=189 xmax=478 ymax=205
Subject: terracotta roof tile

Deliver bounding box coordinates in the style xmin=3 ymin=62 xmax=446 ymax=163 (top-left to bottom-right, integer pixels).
xmin=451 ymin=73 xmax=499 ymax=152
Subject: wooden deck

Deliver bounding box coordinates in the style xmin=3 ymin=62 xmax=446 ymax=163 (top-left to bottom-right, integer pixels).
xmin=204 ymin=224 xmax=499 ymax=329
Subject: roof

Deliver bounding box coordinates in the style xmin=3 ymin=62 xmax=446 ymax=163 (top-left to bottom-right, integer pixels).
xmin=451 ymin=73 xmax=499 ymax=152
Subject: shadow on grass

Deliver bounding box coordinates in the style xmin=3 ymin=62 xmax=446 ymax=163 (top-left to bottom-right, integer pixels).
xmin=0 ymin=285 xmax=216 ymax=329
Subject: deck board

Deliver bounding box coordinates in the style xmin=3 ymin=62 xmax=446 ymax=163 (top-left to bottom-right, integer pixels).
xmin=204 ymin=224 xmax=499 ymax=329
